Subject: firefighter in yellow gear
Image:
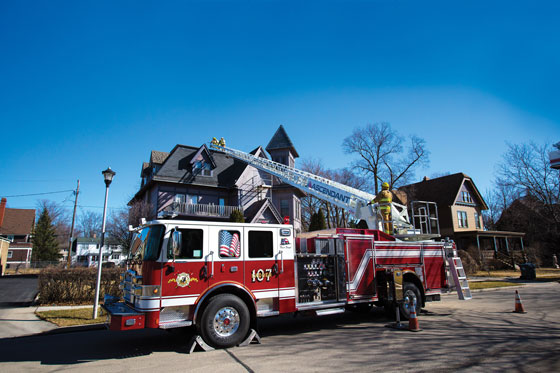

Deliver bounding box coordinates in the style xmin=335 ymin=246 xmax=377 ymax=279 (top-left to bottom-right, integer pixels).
xmin=373 ymin=182 xmax=393 ymax=235
xmin=219 ymin=137 xmax=226 ymax=147
xmin=211 ymin=137 xmax=219 ymax=146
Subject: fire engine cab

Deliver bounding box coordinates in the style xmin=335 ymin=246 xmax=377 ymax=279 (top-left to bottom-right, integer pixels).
xmin=103 ymin=143 xmax=471 ymax=348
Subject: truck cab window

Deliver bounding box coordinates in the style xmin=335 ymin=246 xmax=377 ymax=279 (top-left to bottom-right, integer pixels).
xmin=219 ymin=230 xmax=241 ymax=258
xmin=130 ymin=225 xmax=165 ymax=261
xmin=248 ymin=231 xmax=273 ymax=258
xmin=168 ymin=229 xmax=203 ymax=259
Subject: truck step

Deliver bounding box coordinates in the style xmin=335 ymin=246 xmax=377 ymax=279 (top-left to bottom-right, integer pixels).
xmin=315 ymin=307 xmax=345 ymax=316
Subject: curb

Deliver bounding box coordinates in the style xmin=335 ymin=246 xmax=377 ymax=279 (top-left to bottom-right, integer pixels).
xmin=41 ymin=323 xmax=107 ymax=336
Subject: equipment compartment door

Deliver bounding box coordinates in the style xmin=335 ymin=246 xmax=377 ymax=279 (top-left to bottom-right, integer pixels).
xmin=344 ymin=236 xmax=376 ymax=300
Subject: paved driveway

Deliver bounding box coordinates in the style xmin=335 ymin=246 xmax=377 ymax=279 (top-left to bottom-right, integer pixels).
xmin=0 ymin=275 xmax=38 ymax=307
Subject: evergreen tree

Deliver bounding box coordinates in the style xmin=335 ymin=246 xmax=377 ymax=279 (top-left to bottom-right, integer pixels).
xmin=229 ymin=209 xmax=245 ymax=223
xmin=32 ymin=208 xmax=61 ymax=261
xmin=308 ymin=209 xmax=327 ymax=231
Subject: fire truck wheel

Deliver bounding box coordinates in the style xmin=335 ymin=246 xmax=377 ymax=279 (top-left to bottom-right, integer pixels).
xmin=399 ymin=282 xmax=422 ymax=320
xmin=199 ymin=294 xmax=250 ymax=348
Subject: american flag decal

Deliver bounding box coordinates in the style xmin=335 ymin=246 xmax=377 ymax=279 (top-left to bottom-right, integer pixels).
xmin=219 ymin=230 xmax=240 ymax=257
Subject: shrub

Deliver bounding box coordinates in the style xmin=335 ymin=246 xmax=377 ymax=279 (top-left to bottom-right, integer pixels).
xmin=38 ymin=267 xmax=123 ymax=305
xmin=458 ymin=249 xmax=480 ymax=274
xmin=229 ymin=209 xmax=245 ymax=223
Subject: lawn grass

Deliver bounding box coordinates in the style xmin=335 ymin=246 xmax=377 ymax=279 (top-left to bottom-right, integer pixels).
xmin=469 ymin=281 xmax=519 ymax=290
xmin=472 ymin=267 xmax=560 ymax=278
xmin=36 ymin=307 xmax=106 ymax=327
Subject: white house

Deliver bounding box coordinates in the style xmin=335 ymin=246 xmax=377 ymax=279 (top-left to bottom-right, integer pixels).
xmin=71 ymin=237 xmax=126 ymax=267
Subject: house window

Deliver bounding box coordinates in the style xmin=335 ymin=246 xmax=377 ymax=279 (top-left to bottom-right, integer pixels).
xmin=111 ymin=254 xmax=119 ymax=260
xmin=219 ymin=230 xmax=241 ymax=258
xmin=194 ymin=161 xmax=212 ymax=176
xmin=461 ymin=191 xmax=473 ymax=203
xmin=248 ymin=231 xmax=273 ymax=258
xmin=175 ymin=194 xmax=186 ymax=204
xmin=7 ymin=235 xmax=14 ymax=242
xmin=474 ymin=212 xmax=481 ymax=229
xmin=457 ymin=211 xmax=468 ymax=228
xmin=189 ymin=195 xmax=199 ymax=205
xmin=7 ymin=251 xmax=13 ymax=259
xmin=219 ymin=198 xmax=225 ymax=206
xmin=280 ymin=199 xmax=290 ymax=218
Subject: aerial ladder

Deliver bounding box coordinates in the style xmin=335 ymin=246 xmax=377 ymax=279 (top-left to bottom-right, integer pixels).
xmin=209 ymin=140 xmax=470 ymax=298
xmin=209 ymin=141 xmax=435 ymax=240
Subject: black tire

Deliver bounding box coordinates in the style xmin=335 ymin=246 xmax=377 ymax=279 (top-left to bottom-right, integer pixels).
xmin=198 ymin=294 xmax=250 ymax=348
xmin=399 ymin=282 xmax=422 ymax=320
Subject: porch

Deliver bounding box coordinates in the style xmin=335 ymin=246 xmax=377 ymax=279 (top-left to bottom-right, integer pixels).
xmin=454 ymin=230 xmax=526 ymax=268
xmin=161 ymin=202 xmax=243 ymax=219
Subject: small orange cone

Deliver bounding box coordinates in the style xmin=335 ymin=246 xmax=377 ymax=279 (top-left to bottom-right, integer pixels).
xmin=513 ymin=290 xmax=527 ymax=313
xmin=408 ymin=299 xmax=421 ymax=332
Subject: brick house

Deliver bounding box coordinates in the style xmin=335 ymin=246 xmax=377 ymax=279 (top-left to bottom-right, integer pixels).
xmin=0 ymin=198 xmax=35 ymax=268
xmin=395 ymin=173 xmax=525 ymax=266
xmin=131 ymin=125 xmax=305 ymax=233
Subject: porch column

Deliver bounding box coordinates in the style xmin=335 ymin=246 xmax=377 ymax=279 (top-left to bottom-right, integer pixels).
xmin=476 ymin=235 xmax=483 ymax=263
xmin=493 ymin=236 xmax=497 ymax=253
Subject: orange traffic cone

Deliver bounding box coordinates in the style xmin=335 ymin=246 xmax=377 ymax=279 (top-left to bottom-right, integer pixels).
xmin=513 ymin=290 xmax=527 ymax=313
xmin=408 ymin=300 xmax=421 ymax=332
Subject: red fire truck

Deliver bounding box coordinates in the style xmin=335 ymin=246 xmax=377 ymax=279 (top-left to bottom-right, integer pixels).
xmin=103 ymin=143 xmax=470 ymax=348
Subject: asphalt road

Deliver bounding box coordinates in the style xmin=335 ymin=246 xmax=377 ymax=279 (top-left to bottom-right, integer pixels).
xmin=0 ymin=275 xmax=38 ymax=307
xmin=0 ymin=282 xmax=559 ymax=372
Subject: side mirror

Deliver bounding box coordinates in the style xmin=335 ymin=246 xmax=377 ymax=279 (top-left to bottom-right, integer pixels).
xmin=171 ymin=230 xmax=182 ymax=257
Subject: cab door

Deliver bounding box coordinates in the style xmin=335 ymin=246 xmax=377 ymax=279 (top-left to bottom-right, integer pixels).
xmin=160 ymin=226 xmax=209 ymax=312
xmin=207 ymin=226 xmax=245 ymax=288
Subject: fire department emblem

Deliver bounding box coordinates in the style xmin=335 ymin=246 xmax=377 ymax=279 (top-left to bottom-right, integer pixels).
xmin=176 ymin=272 xmax=191 ymax=287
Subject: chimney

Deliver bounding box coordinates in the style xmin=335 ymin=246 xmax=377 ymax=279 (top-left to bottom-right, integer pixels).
xmin=0 ymin=198 xmax=6 ymax=228
xmin=422 ymin=176 xmax=430 ymax=182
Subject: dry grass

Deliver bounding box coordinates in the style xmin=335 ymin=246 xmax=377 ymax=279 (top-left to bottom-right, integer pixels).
xmin=36 ymin=307 xmax=106 ymax=327
xmin=472 ymin=267 xmax=560 ymax=278
xmin=4 ymin=268 xmax=42 ymax=275
xmin=469 ymin=281 xmax=519 ymax=290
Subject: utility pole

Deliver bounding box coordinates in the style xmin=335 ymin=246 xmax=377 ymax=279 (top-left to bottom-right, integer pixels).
xmin=66 ymin=180 xmax=80 ymax=269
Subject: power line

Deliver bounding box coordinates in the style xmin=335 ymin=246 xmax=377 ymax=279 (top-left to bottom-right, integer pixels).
xmin=2 ymin=190 xmax=75 ymax=198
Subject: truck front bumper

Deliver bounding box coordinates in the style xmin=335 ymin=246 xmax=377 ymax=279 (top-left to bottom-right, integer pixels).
xmin=102 ymin=295 xmax=145 ymax=331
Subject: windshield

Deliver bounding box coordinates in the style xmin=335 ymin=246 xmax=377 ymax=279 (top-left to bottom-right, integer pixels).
xmin=129 ymin=225 xmax=165 ymax=261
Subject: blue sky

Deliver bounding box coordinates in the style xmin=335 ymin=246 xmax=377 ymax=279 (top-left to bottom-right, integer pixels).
xmin=1 ymin=1 xmax=558 ymax=218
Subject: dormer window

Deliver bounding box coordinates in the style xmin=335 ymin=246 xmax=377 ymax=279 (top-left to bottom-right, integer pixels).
xmin=194 ymin=161 xmax=213 ymax=177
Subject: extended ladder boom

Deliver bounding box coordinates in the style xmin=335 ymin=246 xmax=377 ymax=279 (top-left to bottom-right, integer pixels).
xmin=210 ymin=143 xmax=374 ymax=215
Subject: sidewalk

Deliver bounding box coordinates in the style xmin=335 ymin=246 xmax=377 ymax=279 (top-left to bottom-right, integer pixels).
xmin=0 ymin=305 xmax=105 ymax=339
xmin=0 ymin=306 xmax=57 ymax=338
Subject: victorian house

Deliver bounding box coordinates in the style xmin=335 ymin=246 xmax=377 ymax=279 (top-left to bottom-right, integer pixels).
xmin=130 ymin=126 xmax=305 ymax=233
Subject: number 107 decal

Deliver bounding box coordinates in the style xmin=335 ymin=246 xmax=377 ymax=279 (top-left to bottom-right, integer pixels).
xmin=251 ymin=268 xmax=272 ymax=282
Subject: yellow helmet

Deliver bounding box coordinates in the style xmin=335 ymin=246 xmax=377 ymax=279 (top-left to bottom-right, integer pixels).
xmin=382 ymin=182 xmax=389 ymax=190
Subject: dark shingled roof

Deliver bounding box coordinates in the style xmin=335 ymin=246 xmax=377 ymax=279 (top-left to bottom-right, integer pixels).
xmin=0 ymin=208 xmax=35 ymax=235
xmin=266 ymin=125 xmax=299 ymax=157
xmin=150 ymin=150 xmax=169 ymax=165
xmin=396 ymin=172 xmax=488 ymax=209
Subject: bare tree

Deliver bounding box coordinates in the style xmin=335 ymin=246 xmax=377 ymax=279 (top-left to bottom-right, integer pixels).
xmin=496 ymin=142 xmax=560 ymax=229
xmin=78 ymin=210 xmax=102 ymax=238
xmin=106 ymin=200 xmax=153 ymax=253
xmin=342 ymin=122 xmax=429 ymax=194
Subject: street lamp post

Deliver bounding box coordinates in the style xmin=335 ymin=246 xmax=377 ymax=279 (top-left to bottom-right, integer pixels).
xmin=93 ymin=167 xmax=116 ymax=319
